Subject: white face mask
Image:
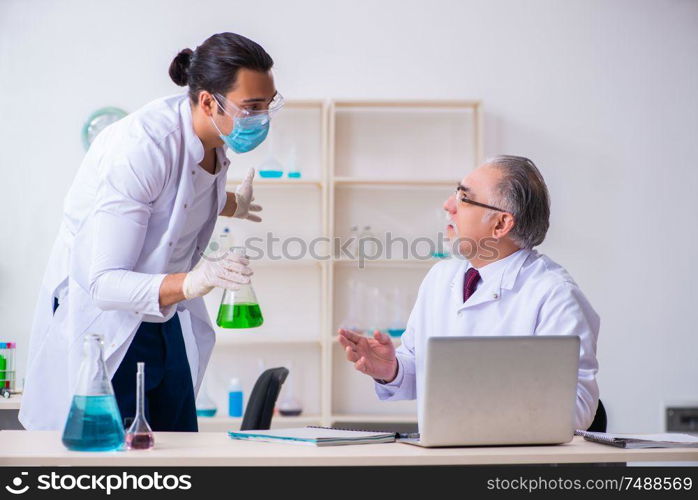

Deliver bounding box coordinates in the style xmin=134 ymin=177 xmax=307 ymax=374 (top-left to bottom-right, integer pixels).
xmin=209 ymin=94 xmax=272 ymax=154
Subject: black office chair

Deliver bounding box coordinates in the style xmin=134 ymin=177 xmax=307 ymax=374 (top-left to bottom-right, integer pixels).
xmin=586 ymin=399 xmax=607 ymax=432
xmin=240 ymin=367 xmax=289 ymax=431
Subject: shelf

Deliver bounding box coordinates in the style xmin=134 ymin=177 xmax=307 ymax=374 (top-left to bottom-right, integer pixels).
xmin=248 ymin=258 xmax=322 ymax=267
xmin=333 ymin=100 xmax=481 ymax=109
xmin=226 ymin=179 xmax=322 ymax=188
xmin=332 ymin=335 xmax=402 ymax=345
xmin=215 ymin=334 xmax=322 ymax=346
xmin=333 ymin=258 xmax=444 ymax=267
xmin=283 ymin=100 xmax=326 ymax=109
xmin=333 ymin=177 xmax=455 ymax=187
xmin=330 ymin=414 xmax=417 ymax=424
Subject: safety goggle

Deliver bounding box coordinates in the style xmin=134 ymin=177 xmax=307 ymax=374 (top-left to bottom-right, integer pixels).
xmin=213 ymin=91 xmax=285 ymax=119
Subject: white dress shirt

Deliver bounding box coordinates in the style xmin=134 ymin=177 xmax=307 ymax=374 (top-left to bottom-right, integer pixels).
xmin=375 ymin=249 xmax=600 ymax=430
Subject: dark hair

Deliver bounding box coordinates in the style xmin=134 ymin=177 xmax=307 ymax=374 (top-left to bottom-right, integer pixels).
xmin=487 ymin=155 xmax=551 ymax=249
xmin=168 ymin=32 xmax=274 ymax=109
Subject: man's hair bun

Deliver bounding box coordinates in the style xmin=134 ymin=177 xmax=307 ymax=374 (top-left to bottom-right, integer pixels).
xmin=169 ymin=48 xmax=194 ymax=86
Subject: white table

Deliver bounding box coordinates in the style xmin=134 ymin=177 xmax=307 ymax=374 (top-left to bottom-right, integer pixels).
xmin=1 ymin=432 xmax=697 ymax=466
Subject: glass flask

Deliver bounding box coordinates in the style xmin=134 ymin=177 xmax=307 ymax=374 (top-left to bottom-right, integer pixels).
xmin=216 ymin=247 xmax=264 ymax=328
xmin=387 ymin=286 xmax=407 ymax=337
xmin=195 ymin=373 xmax=217 ymax=417
xmin=62 ymin=333 xmax=125 ymax=452
xmin=258 ymin=131 xmax=284 ymax=178
xmin=125 ymin=362 xmax=154 ymax=450
xmin=339 ymin=279 xmax=364 ymax=333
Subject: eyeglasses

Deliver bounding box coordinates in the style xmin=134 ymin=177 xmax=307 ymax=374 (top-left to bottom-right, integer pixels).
xmin=454 ymin=185 xmax=507 ymax=212
xmin=213 ymin=91 xmax=285 ymax=119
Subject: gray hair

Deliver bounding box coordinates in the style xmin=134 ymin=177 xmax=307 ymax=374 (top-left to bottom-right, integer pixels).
xmin=485 ymin=155 xmax=550 ymax=249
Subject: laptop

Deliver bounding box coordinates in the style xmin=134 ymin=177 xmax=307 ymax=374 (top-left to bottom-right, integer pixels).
xmin=401 ymin=335 xmax=580 ymax=447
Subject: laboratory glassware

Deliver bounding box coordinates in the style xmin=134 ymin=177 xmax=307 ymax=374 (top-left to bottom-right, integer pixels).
xmin=62 ymin=334 xmax=125 ymax=452
xmin=348 ymin=225 xmax=359 ymax=258
xmin=0 ymin=342 xmax=16 ymax=392
xmin=195 ymin=374 xmax=217 ymax=417
xmin=125 ymin=362 xmax=155 ymax=450
xmin=359 ymin=225 xmax=380 ymax=259
xmin=216 ymin=247 xmax=264 ymax=329
xmin=387 ymin=286 xmax=407 ymax=337
xmin=286 ymin=145 xmax=301 ymax=178
xmin=339 ymin=279 xmax=364 ymax=333
xmin=258 ymin=131 xmax=284 ymax=178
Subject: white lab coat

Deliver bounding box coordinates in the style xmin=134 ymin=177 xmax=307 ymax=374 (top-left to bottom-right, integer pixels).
xmin=20 ymin=94 xmax=230 ymax=430
xmin=375 ymin=249 xmax=600 ymax=430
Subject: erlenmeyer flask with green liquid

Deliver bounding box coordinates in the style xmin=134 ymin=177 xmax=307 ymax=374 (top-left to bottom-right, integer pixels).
xmin=216 ymin=247 xmax=264 ymax=329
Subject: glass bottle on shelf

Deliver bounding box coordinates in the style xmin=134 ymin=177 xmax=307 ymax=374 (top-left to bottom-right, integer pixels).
xmin=359 ymin=225 xmax=379 ymax=260
xmin=286 ymin=145 xmax=302 ymax=178
xmin=432 ymin=208 xmax=450 ymax=258
xmin=216 ymin=247 xmax=264 ymax=329
xmin=387 ymin=286 xmax=407 ymax=337
xmin=125 ymin=362 xmax=155 ymax=450
xmin=339 ymin=279 xmax=364 ymax=334
xmin=62 ymin=334 xmax=125 ymax=452
xmin=364 ymin=285 xmax=387 ymax=335
xmin=348 ymin=225 xmax=359 ymax=259
xmin=258 ymin=132 xmax=284 ymax=178
xmin=195 ymin=373 xmax=217 ymax=418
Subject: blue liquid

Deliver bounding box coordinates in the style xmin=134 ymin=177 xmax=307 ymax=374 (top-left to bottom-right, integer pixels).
xmin=228 ymin=391 xmax=243 ymax=417
xmin=259 ymin=170 xmax=283 ymax=178
xmin=62 ymin=395 xmax=125 ymax=451
xmin=431 ymin=252 xmax=449 ymax=259
xmin=387 ymin=328 xmax=406 ymax=338
xmin=287 ymin=171 xmax=301 ymax=178
xmin=196 ymin=408 xmax=217 ymax=417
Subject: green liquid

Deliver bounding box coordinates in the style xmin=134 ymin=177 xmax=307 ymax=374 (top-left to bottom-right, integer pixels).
xmin=217 ymin=303 xmax=264 ymax=329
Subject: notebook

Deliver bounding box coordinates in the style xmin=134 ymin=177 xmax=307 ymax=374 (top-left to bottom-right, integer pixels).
xmin=575 ymin=430 xmax=698 ymax=449
xmin=227 ymin=426 xmax=396 ymax=446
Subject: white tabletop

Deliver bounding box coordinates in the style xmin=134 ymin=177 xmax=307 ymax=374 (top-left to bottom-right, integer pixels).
xmin=1 ymin=432 xmax=698 ymax=466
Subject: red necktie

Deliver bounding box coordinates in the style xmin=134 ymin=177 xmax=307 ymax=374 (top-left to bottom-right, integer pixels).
xmin=463 ymin=267 xmax=480 ymax=303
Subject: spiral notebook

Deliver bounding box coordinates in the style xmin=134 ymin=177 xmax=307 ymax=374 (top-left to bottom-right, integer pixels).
xmin=227 ymin=426 xmax=396 ymax=446
xmin=575 ymin=430 xmax=698 ymax=449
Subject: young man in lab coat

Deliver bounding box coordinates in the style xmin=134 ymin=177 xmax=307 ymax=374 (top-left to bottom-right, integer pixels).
xmin=20 ymin=33 xmax=278 ymax=431
xmin=338 ymin=156 xmax=600 ymax=430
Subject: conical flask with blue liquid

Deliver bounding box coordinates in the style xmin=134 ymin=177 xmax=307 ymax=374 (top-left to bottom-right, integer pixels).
xmin=62 ymin=333 xmax=125 ymax=451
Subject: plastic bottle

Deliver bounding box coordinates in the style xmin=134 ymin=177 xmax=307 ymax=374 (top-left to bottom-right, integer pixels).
xmin=228 ymin=378 xmax=244 ymax=418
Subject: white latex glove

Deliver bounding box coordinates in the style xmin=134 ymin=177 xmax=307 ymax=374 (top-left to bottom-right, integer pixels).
xmin=182 ymin=251 xmax=253 ymax=300
xmin=233 ymin=168 xmax=263 ymax=222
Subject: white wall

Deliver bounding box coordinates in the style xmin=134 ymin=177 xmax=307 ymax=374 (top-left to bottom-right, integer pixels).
xmin=1 ymin=0 xmax=697 ymax=432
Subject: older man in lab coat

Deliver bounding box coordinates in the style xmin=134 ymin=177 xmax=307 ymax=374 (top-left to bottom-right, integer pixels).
xmin=339 ymin=155 xmax=600 ymax=430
